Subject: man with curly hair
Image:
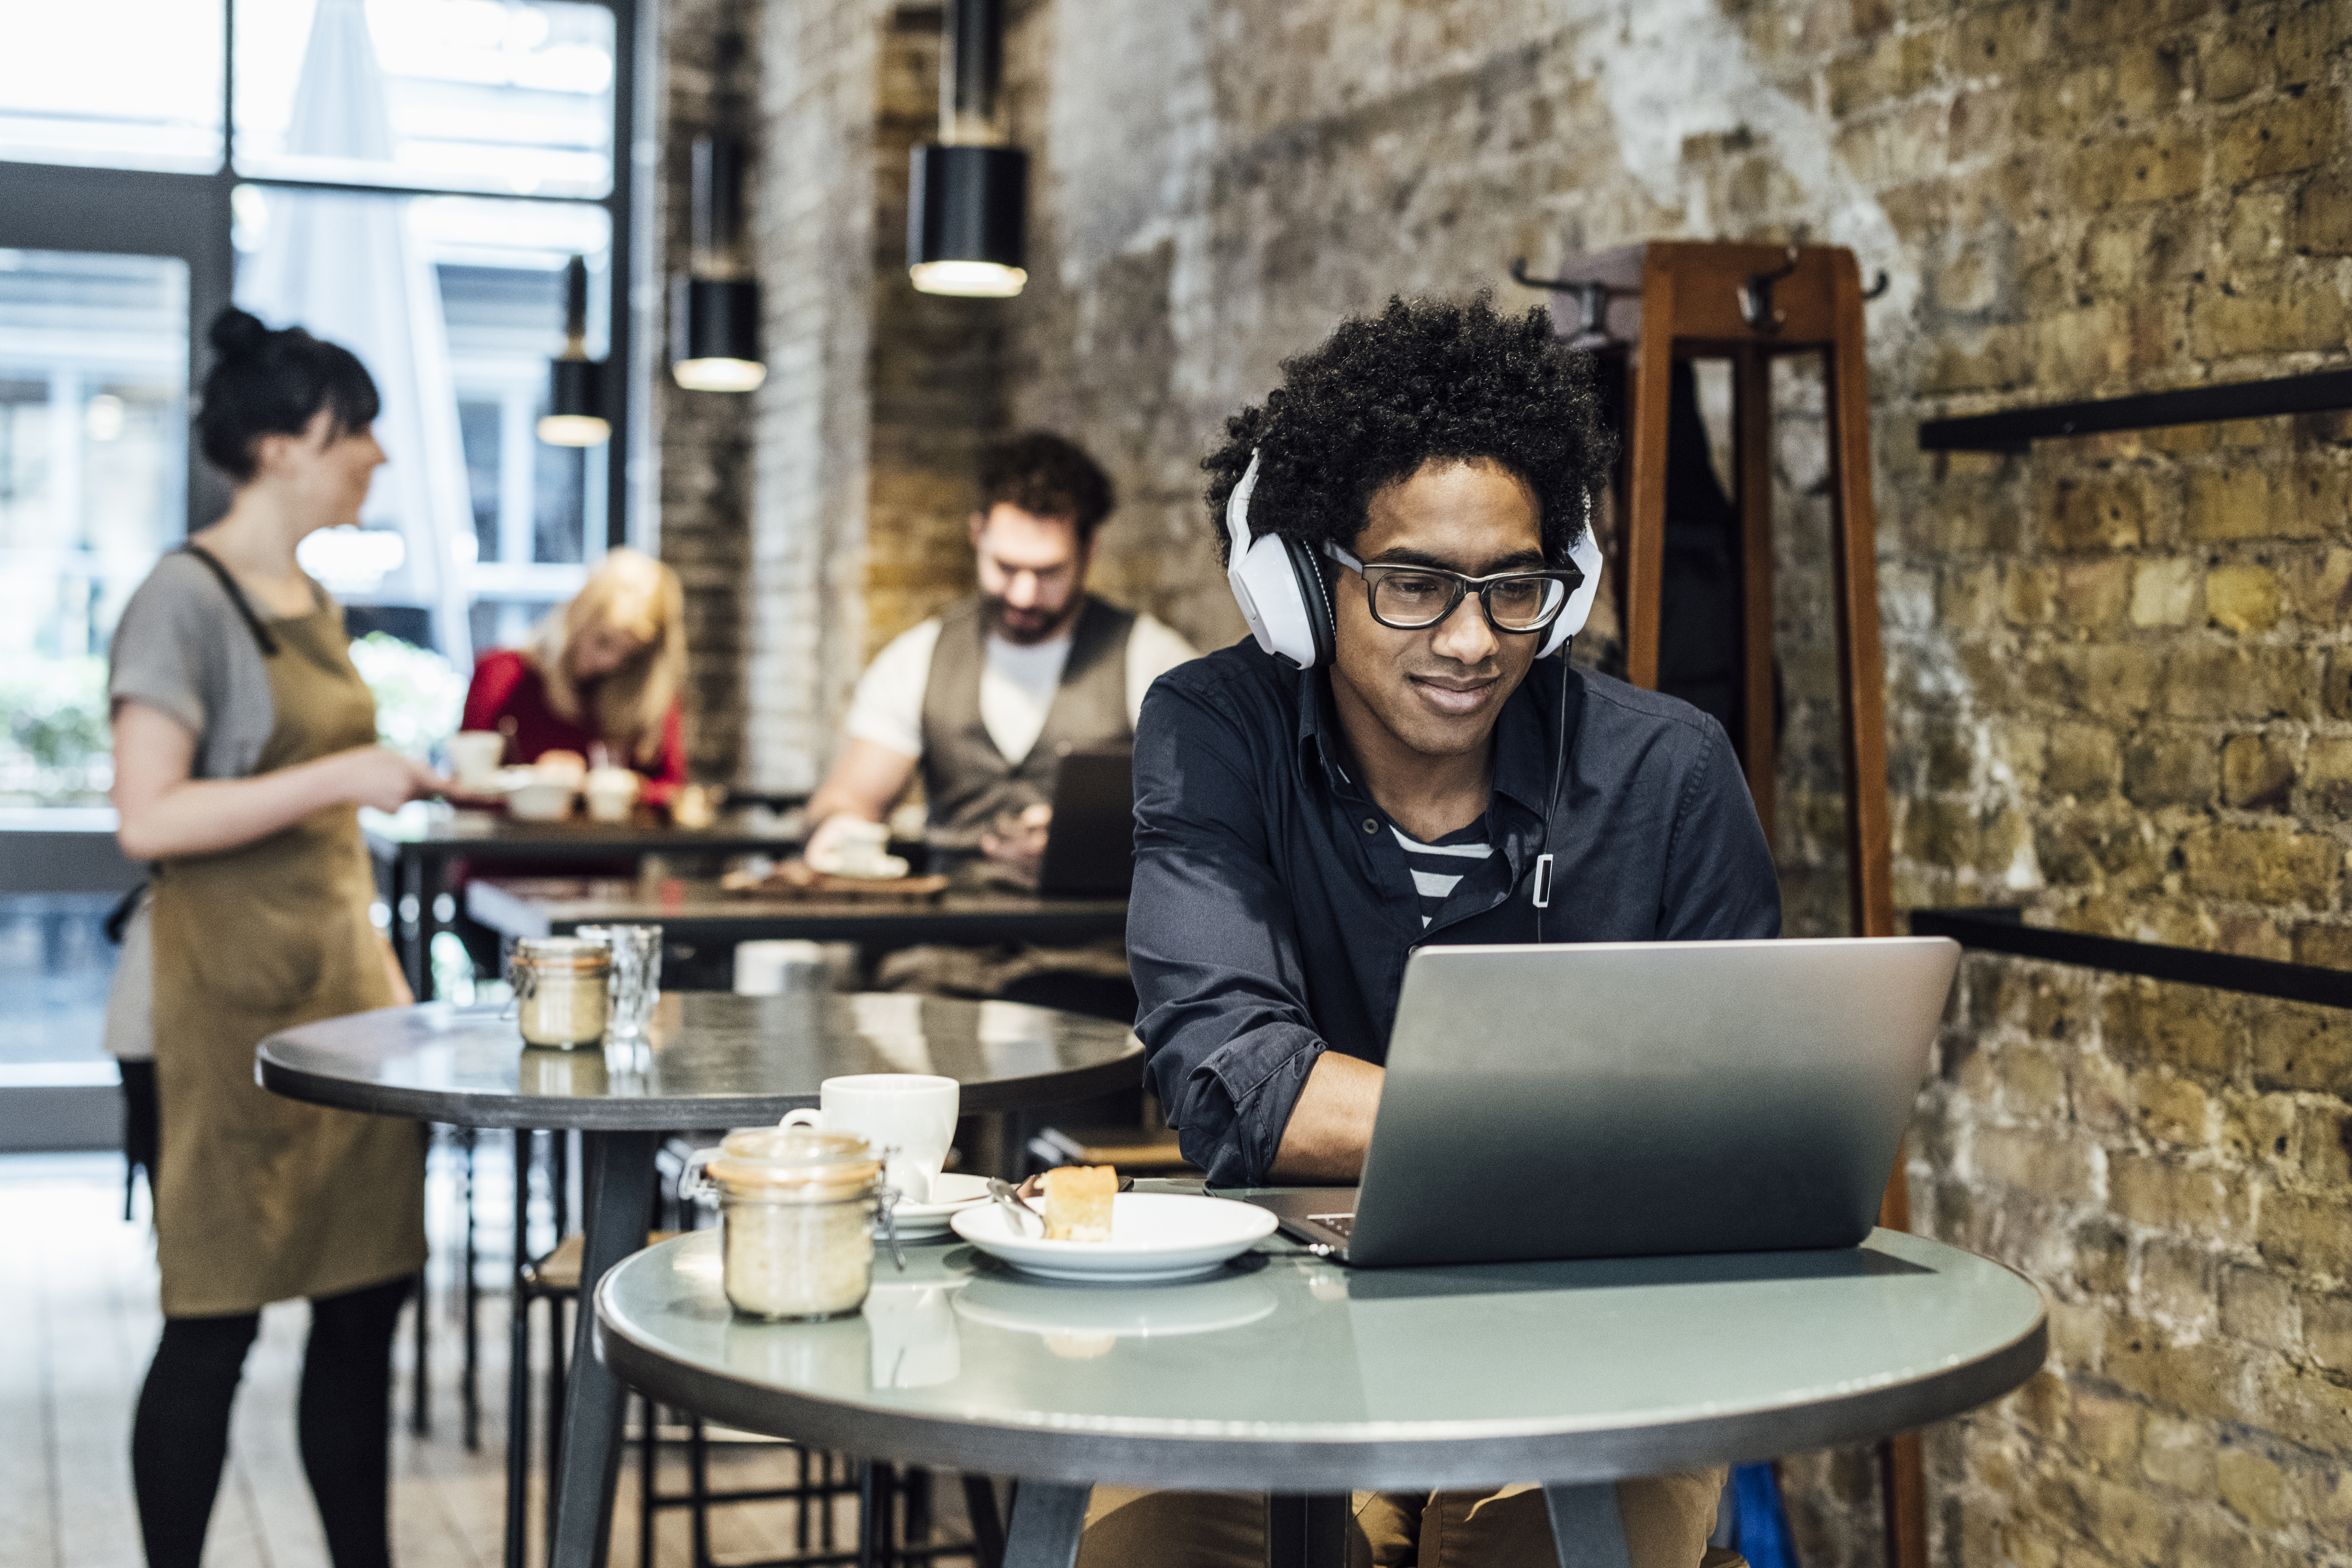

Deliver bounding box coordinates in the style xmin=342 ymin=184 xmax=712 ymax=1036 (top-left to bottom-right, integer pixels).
xmin=1091 ymin=296 xmax=1777 ymax=1567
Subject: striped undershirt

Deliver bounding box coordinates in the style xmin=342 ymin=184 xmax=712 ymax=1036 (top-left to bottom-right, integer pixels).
xmin=1388 ymin=819 xmax=1496 ymax=928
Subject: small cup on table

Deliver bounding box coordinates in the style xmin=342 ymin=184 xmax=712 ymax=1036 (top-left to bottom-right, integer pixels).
xmin=780 ymin=1073 xmax=959 ymax=1205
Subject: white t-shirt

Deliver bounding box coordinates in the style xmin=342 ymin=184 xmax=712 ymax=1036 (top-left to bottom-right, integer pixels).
xmin=844 ymin=611 xmax=1200 ymax=765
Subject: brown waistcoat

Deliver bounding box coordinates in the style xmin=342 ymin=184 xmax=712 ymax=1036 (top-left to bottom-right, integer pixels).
xmin=918 ymin=594 xmax=1136 ymax=857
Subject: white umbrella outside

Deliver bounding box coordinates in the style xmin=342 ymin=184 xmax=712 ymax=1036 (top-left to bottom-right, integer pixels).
xmin=236 ymin=0 xmax=472 ymax=666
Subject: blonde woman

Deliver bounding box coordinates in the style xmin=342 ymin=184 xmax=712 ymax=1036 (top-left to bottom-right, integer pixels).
xmin=460 ymin=547 xmax=688 ymax=803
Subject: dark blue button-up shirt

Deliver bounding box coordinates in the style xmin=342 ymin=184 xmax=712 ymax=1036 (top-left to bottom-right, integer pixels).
xmin=1129 ymin=640 xmax=1782 ymax=1186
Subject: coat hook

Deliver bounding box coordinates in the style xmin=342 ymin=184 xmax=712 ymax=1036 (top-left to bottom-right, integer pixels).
xmin=1510 ymin=259 xmax=1629 ymax=348
xmin=1510 ymin=257 xmax=1591 ymax=291
xmin=1862 ymin=271 xmax=1892 ymax=301
xmin=1738 ymin=246 xmax=1801 ymax=335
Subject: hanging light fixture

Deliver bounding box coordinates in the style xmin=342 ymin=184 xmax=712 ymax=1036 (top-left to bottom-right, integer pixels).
xmin=537 ymin=255 xmax=611 ymax=446
xmin=909 ymin=0 xmax=1027 ymax=298
xmin=672 ymin=133 xmax=766 ymax=391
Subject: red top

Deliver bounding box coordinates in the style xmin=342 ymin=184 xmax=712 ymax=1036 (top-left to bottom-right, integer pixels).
xmin=461 ymin=649 xmax=687 ymax=805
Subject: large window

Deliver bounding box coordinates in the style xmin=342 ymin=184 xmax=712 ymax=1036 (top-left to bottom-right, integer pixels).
xmin=0 ymin=0 xmax=639 ymax=772
xmin=0 ymin=2 xmax=641 ymax=1093
xmin=0 ymin=4 xmax=228 ymax=173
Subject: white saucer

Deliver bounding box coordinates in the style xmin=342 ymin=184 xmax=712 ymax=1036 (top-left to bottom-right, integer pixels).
xmin=888 ymin=1172 xmax=990 ymax=1239
xmin=948 ymin=1192 xmax=1278 ymax=1282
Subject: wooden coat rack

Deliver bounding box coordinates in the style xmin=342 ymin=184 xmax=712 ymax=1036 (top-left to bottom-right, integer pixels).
xmin=1524 ymin=240 xmax=1919 ymax=1568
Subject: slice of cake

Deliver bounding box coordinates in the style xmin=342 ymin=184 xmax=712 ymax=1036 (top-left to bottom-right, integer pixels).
xmin=1040 ymin=1164 xmax=1117 ymax=1242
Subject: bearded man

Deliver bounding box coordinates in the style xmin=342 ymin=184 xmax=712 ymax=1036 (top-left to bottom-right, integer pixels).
xmin=807 ymin=432 xmax=1197 ymax=882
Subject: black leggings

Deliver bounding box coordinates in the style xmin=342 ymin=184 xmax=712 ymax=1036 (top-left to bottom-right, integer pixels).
xmin=131 ymin=1275 xmax=411 ymax=1568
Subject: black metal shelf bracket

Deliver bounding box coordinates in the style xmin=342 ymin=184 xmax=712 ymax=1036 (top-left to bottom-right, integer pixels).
xmin=1908 ymin=907 xmax=2352 ymax=1010
xmin=1917 ymin=367 xmax=2352 ymax=453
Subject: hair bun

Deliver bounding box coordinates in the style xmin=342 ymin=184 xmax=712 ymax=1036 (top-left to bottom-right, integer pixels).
xmin=208 ymin=307 xmax=270 ymax=360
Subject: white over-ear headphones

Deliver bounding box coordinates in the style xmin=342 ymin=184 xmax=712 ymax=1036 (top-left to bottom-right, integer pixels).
xmin=1222 ymin=450 xmax=1604 ymax=670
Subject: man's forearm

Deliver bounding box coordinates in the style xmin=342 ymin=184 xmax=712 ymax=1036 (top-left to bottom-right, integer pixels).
xmin=1267 ymin=1051 xmax=1385 ymax=1183
xmin=805 ymin=738 xmax=919 ymax=828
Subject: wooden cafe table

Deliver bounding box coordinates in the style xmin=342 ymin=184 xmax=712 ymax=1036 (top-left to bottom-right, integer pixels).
xmin=464 ymin=875 xmax=1130 ymax=970
xmin=257 ymin=991 xmax=1145 ymax=1568
xmin=362 ymin=802 xmax=811 ymax=999
xmin=595 ymin=1201 xmax=2046 ymax=1568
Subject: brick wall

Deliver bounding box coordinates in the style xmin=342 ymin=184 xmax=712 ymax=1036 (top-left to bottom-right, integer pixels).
xmin=658 ymin=0 xmax=758 ymax=785
xmin=738 ymin=0 xmax=886 ymax=794
xmin=866 ymin=6 xmax=1003 ymax=659
xmin=1866 ymin=4 xmax=2352 ymax=1561
xmin=741 ymin=3 xmax=2352 ymax=1558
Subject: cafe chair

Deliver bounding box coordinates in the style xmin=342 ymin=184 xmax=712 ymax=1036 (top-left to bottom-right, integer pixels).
xmin=510 ymin=1227 xmax=680 ymax=1568
xmin=509 ymin=1200 xmax=996 ymax=1566
xmin=515 ymin=1231 xmax=865 ymax=1568
xmin=638 ymin=1441 xmax=1004 ymax=1568
xmin=513 ymin=1227 xmax=856 ymax=1568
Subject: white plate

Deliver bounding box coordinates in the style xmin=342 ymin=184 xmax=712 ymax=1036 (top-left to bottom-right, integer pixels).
xmin=948 ymin=1192 xmax=1278 ymax=1282
xmin=887 ymin=1172 xmax=990 ymax=1238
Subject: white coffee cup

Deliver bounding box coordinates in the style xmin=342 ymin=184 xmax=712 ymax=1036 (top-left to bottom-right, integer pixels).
xmin=811 ymin=817 xmax=908 ymax=878
xmin=583 ymin=766 xmax=642 ymax=822
xmin=780 ymin=1073 xmax=959 ymax=1205
xmin=449 ymin=730 xmax=506 ymax=789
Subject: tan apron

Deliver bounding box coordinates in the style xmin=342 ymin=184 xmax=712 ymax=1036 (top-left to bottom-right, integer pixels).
xmin=149 ymin=602 xmax=426 ymax=1318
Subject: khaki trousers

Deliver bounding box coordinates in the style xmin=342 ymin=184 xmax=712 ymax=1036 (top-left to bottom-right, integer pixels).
xmin=1077 ymin=1471 xmax=1744 ymax=1568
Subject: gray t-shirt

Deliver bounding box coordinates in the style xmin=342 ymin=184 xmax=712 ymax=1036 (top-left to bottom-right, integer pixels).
xmin=108 ymin=550 xmax=280 ymax=781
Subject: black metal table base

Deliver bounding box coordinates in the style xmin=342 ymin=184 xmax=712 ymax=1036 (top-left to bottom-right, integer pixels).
xmin=998 ymin=1481 xmax=1633 ymax=1568
xmin=548 ymin=1128 xmax=662 ymax=1568
xmin=1001 ymin=1482 xmax=1090 ymax=1568
xmin=1266 ymin=1494 xmax=1353 ymax=1568
xmin=1544 ymin=1483 xmax=1634 ymax=1568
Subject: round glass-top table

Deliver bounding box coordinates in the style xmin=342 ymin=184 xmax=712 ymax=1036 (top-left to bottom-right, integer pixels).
xmin=257 ymin=989 xmax=1144 ymax=1128
xmin=257 ymin=992 xmax=1143 ymax=1568
xmin=597 ymin=1218 xmax=2046 ymax=1568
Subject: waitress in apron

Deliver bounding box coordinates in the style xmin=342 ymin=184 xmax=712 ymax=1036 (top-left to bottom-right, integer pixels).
xmin=108 ymin=307 xmax=445 ymax=1568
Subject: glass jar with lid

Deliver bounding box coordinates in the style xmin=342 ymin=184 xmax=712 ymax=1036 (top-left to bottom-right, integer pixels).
xmin=508 ymin=936 xmax=611 ymax=1047
xmin=685 ymin=1126 xmax=900 ymax=1320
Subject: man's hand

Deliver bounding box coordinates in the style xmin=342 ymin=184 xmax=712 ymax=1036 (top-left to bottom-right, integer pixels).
xmin=803 ymin=739 xmax=920 ymax=847
xmin=803 ymin=810 xmax=870 ymax=872
xmin=1268 ymin=1051 xmax=1385 ymax=1183
xmin=979 ymin=802 xmax=1052 ymax=887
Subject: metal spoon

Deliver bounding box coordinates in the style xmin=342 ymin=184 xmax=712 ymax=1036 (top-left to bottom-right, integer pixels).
xmin=987 ymin=1177 xmax=1045 ymax=1235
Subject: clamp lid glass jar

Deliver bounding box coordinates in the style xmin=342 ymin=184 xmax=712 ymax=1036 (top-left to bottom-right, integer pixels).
xmin=509 ymin=936 xmax=611 ymax=1047
xmin=687 ymin=1126 xmax=895 ymax=1321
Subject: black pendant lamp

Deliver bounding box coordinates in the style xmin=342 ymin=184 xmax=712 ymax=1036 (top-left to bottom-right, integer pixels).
xmin=909 ymin=0 xmax=1027 ymax=298
xmin=537 ymin=256 xmax=610 ymax=446
xmin=672 ymin=135 xmax=765 ymax=391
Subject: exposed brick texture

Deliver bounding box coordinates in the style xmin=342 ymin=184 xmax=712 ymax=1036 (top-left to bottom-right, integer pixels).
xmin=659 ymin=0 xmax=758 ymax=786
xmin=739 ymin=0 xmax=886 ymax=793
xmin=738 ymin=2 xmax=2352 ymax=1561
xmin=866 ymin=7 xmax=1002 ymax=659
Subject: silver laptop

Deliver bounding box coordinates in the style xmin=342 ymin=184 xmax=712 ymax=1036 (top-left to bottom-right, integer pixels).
xmin=1241 ymin=937 xmax=1959 ymax=1267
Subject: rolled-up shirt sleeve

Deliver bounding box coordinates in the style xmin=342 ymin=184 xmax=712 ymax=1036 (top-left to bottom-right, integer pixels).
xmin=1127 ymin=676 xmax=1326 ymax=1187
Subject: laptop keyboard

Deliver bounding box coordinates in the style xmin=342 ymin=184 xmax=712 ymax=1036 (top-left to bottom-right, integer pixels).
xmin=1309 ymin=1213 xmax=1354 ymax=1238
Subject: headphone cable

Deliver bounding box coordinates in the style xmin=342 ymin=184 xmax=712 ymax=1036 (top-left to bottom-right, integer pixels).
xmin=1535 ymin=638 xmax=1570 ymax=943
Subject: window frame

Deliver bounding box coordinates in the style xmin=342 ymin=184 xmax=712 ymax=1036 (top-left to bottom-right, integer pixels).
xmin=0 ymin=0 xmax=651 ymax=561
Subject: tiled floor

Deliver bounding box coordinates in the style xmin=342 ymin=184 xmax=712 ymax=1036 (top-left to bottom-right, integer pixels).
xmin=0 ymin=1147 xmax=968 ymax=1568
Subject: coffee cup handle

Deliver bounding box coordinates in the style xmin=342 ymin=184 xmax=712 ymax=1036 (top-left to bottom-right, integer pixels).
xmin=779 ymin=1107 xmax=824 ymax=1130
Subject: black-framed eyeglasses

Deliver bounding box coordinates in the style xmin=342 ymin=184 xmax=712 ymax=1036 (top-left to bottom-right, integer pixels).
xmin=1323 ymin=544 xmax=1582 ymax=634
